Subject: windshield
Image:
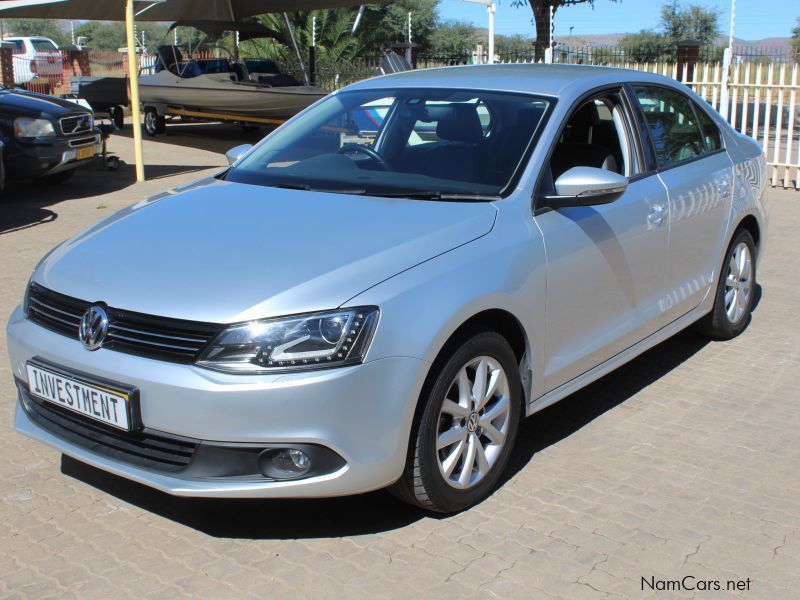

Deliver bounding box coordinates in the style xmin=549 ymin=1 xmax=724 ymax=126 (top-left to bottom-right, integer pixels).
xmin=31 ymin=39 xmax=58 ymax=52
xmin=226 ymin=88 xmax=551 ymax=198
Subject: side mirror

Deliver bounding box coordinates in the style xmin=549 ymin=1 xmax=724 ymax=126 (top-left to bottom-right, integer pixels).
xmin=225 ymin=144 xmax=253 ymax=165
xmin=543 ymin=166 xmax=628 ymax=208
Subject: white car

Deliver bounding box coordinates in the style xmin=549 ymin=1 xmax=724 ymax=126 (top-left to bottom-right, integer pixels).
xmin=4 ymin=36 xmax=62 ymax=85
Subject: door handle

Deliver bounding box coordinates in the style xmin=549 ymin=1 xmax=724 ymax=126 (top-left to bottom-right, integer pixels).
xmin=718 ymin=180 xmax=731 ymax=197
xmin=648 ymin=203 xmax=667 ymax=227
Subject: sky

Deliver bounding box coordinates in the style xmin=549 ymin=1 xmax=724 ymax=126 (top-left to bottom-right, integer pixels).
xmin=438 ymin=0 xmax=799 ymax=41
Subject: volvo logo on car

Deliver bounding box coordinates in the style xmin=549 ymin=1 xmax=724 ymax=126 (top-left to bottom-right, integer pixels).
xmin=79 ymin=306 xmax=109 ymax=351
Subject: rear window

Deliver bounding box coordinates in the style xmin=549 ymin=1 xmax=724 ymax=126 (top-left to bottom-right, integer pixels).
xmin=694 ymin=103 xmax=722 ymax=152
xmin=31 ymin=39 xmax=58 ymax=52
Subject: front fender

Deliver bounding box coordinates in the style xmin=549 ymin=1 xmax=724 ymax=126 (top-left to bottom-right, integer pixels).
xmin=345 ymin=210 xmax=547 ymax=399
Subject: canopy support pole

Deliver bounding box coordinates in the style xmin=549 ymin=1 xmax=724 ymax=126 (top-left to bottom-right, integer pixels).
xmin=126 ymin=0 xmax=145 ymax=182
xmin=283 ymin=12 xmax=309 ymax=86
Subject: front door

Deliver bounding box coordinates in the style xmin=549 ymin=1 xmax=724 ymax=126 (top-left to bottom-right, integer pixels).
xmin=536 ymin=92 xmax=670 ymax=391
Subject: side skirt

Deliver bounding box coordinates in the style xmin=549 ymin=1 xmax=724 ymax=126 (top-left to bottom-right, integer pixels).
xmin=526 ymin=303 xmax=710 ymax=417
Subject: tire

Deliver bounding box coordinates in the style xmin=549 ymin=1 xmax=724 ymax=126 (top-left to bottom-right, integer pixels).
xmin=696 ymin=228 xmax=757 ymax=340
xmin=111 ymin=105 xmax=125 ymax=129
xmin=390 ymin=330 xmax=522 ymax=513
xmin=39 ymin=169 xmax=75 ymax=185
xmin=144 ymin=107 xmax=165 ymax=136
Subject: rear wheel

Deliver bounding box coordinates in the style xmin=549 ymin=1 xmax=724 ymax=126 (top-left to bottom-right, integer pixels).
xmin=697 ymin=229 xmax=756 ymax=339
xmin=390 ymin=330 xmax=522 ymax=513
xmin=111 ymin=105 xmax=125 ymax=129
xmin=144 ymin=107 xmax=165 ymax=136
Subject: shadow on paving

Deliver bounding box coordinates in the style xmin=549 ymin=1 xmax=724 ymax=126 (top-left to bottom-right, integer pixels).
xmin=115 ymin=121 xmax=269 ymax=155
xmin=0 ymin=162 xmax=215 ymax=235
xmin=59 ymin=301 xmax=775 ymax=540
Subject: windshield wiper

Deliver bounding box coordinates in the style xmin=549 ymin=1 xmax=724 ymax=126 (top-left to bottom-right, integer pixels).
xmin=377 ymin=191 xmax=500 ymax=202
xmin=273 ymin=183 xmax=367 ymax=195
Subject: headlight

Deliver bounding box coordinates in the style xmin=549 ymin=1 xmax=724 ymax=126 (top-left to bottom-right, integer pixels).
xmin=14 ymin=117 xmax=56 ymax=137
xmin=196 ymin=307 xmax=379 ymax=374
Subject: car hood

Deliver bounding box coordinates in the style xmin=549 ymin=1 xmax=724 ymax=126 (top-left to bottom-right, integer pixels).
xmin=0 ymin=87 xmax=89 ymax=120
xmin=36 ymin=179 xmax=497 ymax=323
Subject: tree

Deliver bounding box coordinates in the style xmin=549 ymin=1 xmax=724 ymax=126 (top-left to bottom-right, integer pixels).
xmin=620 ymin=29 xmax=670 ymax=62
xmin=429 ymin=20 xmax=478 ymax=55
xmin=659 ymin=0 xmax=719 ymax=46
xmin=620 ymin=2 xmax=720 ymax=61
xmin=512 ymin=1 xmax=620 ymax=60
xmin=74 ymin=21 xmax=169 ymax=53
xmin=791 ymin=18 xmax=799 ymax=58
xmin=1 ymin=18 xmax=69 ymax=46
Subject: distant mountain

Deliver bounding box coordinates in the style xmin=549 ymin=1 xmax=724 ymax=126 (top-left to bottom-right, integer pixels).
xmin=555 ymin=33 xmax=793 ymax=56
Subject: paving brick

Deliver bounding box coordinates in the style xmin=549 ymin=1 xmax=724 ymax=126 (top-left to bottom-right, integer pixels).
xmin=0 ymin=137 xmax=797 ymax=597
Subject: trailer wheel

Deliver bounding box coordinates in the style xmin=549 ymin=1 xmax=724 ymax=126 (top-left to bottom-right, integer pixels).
xmin=144 ymin=107 xmax=165 ymax=136
xmin=111 ymin=105 xmax=125 ymax=129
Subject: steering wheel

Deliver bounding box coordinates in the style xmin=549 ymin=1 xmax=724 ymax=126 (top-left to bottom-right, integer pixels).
xmin=336 ymin=143 xmax=390 ymax=171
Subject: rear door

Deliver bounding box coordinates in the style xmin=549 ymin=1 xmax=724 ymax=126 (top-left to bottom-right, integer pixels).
xmin=630 ymin=85 xmax=734 ymax=321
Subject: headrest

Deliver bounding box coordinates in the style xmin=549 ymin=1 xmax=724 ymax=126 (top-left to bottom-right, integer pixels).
xmin=571 ymin=102 xmax=600 ymax=127
xmin=436 ymin=104 xmax=484 ymax=143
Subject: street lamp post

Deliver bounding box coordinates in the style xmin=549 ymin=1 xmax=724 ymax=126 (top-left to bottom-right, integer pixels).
xmin=464 ymin=0 xmax=496 ymax=64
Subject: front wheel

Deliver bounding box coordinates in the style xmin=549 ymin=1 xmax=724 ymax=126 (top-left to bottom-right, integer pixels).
xmin=390 ymin=330 xmax=522 ymax=513
xmin=697 ymin=229 xmax=757 ymax=339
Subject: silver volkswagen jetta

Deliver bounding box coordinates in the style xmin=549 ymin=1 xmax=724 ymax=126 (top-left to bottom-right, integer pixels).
xmin=7 ymin=65 xmax=767 ymax=512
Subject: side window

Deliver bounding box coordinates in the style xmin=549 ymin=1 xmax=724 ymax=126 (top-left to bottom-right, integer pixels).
xmin=550 ymin=94 xmax=637 ymax=179
xmin=12 ymin=41 xmax=25 ymax=55
xmin=633 ymin=86 xmax=706 ymax=168
xmin=694 ymin=103 xmax=722 ymax=152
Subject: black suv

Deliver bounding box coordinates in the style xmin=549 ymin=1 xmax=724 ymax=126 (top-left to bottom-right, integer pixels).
xmin=0 ymin=85 xmax=100 ymax=191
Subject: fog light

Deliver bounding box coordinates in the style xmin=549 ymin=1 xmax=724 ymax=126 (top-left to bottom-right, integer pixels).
xmin=274 ymin=449 xmax=311 ymax=474
xmin=257 ymin=448 xmax=313 ymax=479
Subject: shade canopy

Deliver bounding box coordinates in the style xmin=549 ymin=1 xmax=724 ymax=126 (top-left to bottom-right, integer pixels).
xmin=167 ymin=20 xmax=279 ymax=42
xmin=0 ymin=0 xmax=372 ymax=21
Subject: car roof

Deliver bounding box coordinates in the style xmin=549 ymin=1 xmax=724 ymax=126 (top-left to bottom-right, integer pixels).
xmin=344 ymin=63 xmax=684 ymax=100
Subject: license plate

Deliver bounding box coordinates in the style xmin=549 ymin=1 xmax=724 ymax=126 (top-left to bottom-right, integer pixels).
xmin=26 ymin=363 xmax=131 ymax=430
xmin=76 ymin=146 xmax=94 ymax=160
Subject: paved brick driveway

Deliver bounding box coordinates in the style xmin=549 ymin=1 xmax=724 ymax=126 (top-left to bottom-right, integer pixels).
xmin=1 ymin=130 xmax=798 ymax=599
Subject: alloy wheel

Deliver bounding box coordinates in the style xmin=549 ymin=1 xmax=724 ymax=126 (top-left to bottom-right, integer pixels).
xmin=436 ymin=356 xmax=511 ymax=489
xmin=724 ymin=241 xmax=753 ymax=324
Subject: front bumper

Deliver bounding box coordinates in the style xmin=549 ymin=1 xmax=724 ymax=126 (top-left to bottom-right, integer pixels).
xmin=7 ymin=131 xmax=101 ymax=180
xmin=7 ymin=306 xmax=428 ymax=498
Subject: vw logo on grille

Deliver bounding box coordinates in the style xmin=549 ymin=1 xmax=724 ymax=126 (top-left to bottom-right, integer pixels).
xmin=79 ymin=306 xmax=109 ymax=351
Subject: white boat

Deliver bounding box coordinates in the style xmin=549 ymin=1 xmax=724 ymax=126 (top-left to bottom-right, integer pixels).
xmin=139 ymin=45 xmax=327 ymax=120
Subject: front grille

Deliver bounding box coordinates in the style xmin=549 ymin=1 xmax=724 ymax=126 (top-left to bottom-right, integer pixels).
xmin=19 ymin=383 xmax=198 ymax=472
xmin=59 ymin=113 xmax=93 ymax=136
xmin=68 ymin=135 xmax=99 ymax=148
xmin=27 ymin=283 xmax=223 ymax=364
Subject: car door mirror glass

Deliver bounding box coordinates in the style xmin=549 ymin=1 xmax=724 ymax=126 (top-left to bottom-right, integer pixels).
xmin=545 ymin=166 xmax=628 ymax=208
xmin=226 ymin=144 xmax=253 ymax=165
